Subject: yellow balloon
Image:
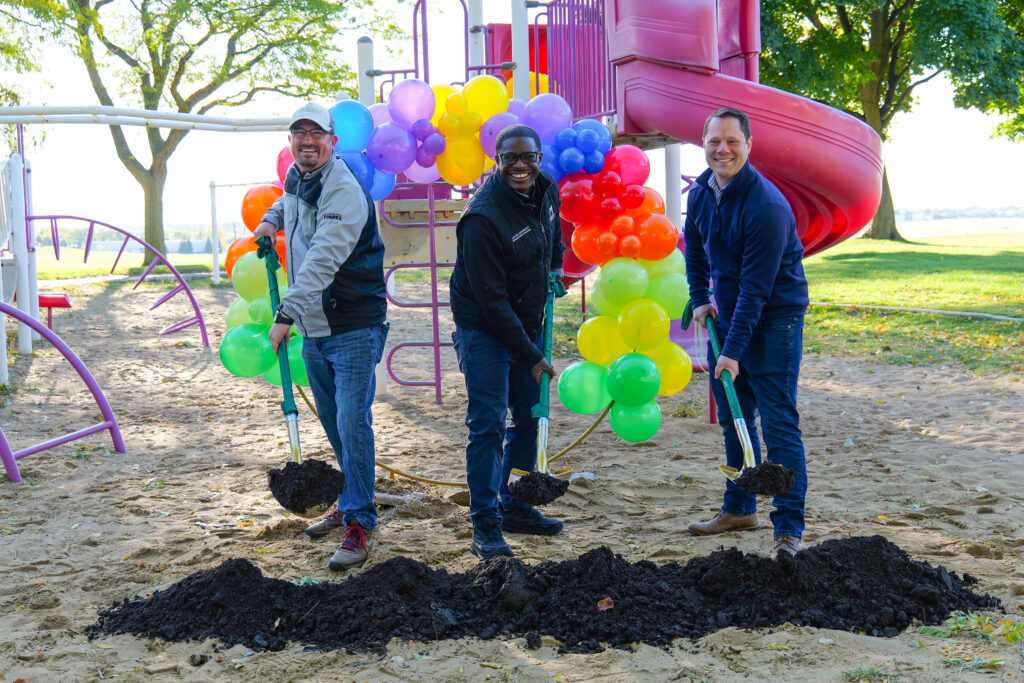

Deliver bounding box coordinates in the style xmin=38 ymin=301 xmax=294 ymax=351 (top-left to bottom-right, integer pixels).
xmin=437 ymin=113 xmax=460 ymax=138
xmin=506 ymin=72 xmax=550 ymax=99
xmin=463 ymin=74 xmax=510 ymax=122
xmin=431 ymin=84 xmax=458 ymax=127
xmin=458 ymin=111 xmax=483 ymax=133
xmin=482 ymin=154 xmax=495 ymax=172
xmin=643 ymin=341 xmax=693 ymax=395
xmin=445 ymin=92 xmax=468 ymax=117
xmin=576 ymin=315 xmax=629 ymax=365
xmin=436 ymin=134 xmax=485 ymax=186
xmin=617 ymin=298 xmax=670 ymax=350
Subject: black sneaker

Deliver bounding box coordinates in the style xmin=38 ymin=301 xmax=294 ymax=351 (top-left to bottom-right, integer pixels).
xmin=470 ymin=517 xmax=513 ymax=559
xmin=500 ymin=505 xmax=563 ymax=536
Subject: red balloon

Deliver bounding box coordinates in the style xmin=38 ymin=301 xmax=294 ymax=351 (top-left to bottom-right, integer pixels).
xmin=241 ymin=184 xmax=284 ymax=233
xmin=636 ymin=213 xmax=679 ymax=261
xmin=558 ymin=174 xmax=600 ymax=223
xmin=620 ymin=184 xmax=645 ymax=209
xmin=276 ymin=147 xmax=293 ymax=183
xmin=604 ymin=144 xmax=650 ymax=185
xmin=595 ymin=170 xmax=623 ymax=198
xmin=571 ymin=227 xmax=611 ymax=266
xmin=619 ymin=234 xmax=642 ymax=258
xmin=598 ymin=197 xmax=623 ymax=220
xmin=610 ymin=215 xmax=635 ymax=237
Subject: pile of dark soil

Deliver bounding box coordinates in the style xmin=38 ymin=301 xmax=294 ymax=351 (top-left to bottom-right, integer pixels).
xmin=267 ymin=459 xmax=344 ymax=515
xmin=88 ymin=536 xmax=999 ymax=654
xmin=734 ymin=462 xmax=795 ymax=496
xmin=508 ymin=471 xmax=569 ymax=506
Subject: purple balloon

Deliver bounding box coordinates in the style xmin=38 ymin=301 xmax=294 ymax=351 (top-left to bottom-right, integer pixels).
xmin=404 ymin=162 xmax=441 ymax=184
xmin=415 ymin=145 xmax=436 ymax=168
xmin=480 ymin=112 xmax=520 ymax=159
xmin=520 ymin=93 xmax=573 ymax=143
xmin=368 ymin=102 xmax=392 ymax=128
xmin=387 ymin=79 xmax=435 ymax=129
xmin=411 ymin=118 xmax=434 ymax=141
xmin=366 ymin=122 xmax=418 ymax=175
xmin=422 ymin=132 xmax=447 ymax=156
xmin=506 ymin=99 xmax=527 ymax=117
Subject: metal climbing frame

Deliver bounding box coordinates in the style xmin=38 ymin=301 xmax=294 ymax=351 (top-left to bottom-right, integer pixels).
xmin=0 ymin=302 xmax=125 ymax=483
xmin=28 ymin=215 xmax=210 ymax=346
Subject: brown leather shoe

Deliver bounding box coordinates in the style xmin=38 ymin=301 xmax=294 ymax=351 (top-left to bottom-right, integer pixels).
xmin=687 ymin=511 xmax=760 ymax=535
xmin=774 ymin=535 xmax=803 ymax=558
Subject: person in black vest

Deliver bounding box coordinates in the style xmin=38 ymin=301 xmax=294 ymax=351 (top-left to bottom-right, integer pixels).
xmin=449 ymin=124 xmax=566 ymax=558
xmin=254 ymin=102 xmax=389 ymax=571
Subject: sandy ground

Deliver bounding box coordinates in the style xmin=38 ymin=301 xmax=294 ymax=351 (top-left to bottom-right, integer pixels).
xmin=1 ymin=278 xmax=1023 ymax=682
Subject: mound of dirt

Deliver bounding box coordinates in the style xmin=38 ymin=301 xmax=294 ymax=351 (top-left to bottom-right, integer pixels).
xmin=508 ymin=471 xmax=570 ymax=506
xmin=87 ymin=536 xmax=999 ymax=654
xmin=734 ymin=462 xmax=795 ymax=496
xmin=267 ymin=459 xmax=344 ymax=515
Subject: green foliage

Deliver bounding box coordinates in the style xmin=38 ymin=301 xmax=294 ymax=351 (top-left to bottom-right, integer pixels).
xmin=759 ymin=1 xmax=1024 ymax=136
xmin=840 ymin=661 xmax=902 ymax=682
xmin=918 ymin=610 xmax=1024 ymax=644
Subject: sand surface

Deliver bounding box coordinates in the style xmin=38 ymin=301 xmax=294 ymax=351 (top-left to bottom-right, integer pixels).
xmin=2 ymin=278 xmax=1023 ymax=682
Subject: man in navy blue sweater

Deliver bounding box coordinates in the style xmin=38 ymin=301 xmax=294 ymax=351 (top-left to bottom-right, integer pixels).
xmin=683 ymin=107 xmax=809 ymax=559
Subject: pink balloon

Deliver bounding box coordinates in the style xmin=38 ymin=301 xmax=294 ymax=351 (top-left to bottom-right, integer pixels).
xmin=403 ymin=162 xmax=441 ymax=184
xmin=387 ymin=79 xmax=435 ymax=129
xmin=480 ymin=112 xmax=520 ymax=159
xmin=604 ymin=145 xmax=651 ymax=186
xmin=271 ymin=180 xmax=284 ymax=190
xmin=368 ymin=102 xmax=392 ymax=128
xmin=276 ymin=147 xmax=293 ymax=183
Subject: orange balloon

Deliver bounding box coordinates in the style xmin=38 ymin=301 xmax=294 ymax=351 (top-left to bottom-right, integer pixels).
xmin=626 ymin=187 xmax=665 ymax=218
xmin=225 ymin=235 xmax=258 ymax=277
xmin=619 ymin=234 xmax=642 ymax=258
xmin=610 ymin=215 xmax=635 ymax=237
xmin=571 ymin=227 xmax=610 ymax=266
xmin=241 ymin=184 xmax=283 ymax=233
xmin=636 ymin=213 xmax=679 ymax=261
xmin=275 ymin=231 xmax=287 ymax=271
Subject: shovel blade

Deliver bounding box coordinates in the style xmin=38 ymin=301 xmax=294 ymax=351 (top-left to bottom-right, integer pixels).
xmin=552 ymin=466 xmax=573 ymax=481
xmin=720 ymin=464 xmax=741 ymax=482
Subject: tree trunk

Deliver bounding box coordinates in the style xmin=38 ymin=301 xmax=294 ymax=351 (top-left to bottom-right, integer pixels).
xmin=139 ymin=171 xmax=168 ymax=263
xmin=863 ymin=166 xmax=906 ymax=241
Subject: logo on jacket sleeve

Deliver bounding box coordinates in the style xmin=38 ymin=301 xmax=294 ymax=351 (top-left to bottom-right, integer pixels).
xmin=512 ymin=227 xmax=531 ymax=242
xmin=323 ymin=212 xmax=345 ymax=221
xmin=548 ymin=206 xmax=555 ymax=222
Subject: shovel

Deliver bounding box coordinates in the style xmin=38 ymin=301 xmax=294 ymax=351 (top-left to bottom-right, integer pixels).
xmin=259 ymin=236 xmax=302 ymax=465
xmin=509 ymin=273 xmax=572 ymax=505
xmin=681 ymin=300 xmax=754 ymax=482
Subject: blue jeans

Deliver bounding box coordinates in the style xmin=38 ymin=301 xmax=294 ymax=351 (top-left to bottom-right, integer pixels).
xmin=302 ymin=322 xmax=389 ymax=531
xmin=453 ymin=326 xmax=541 ymax=522
xmin=708 ymin=315 xmax=807 ymax=538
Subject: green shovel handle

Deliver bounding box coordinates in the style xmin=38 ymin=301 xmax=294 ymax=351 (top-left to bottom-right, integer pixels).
xmin=703 ymin=315 xmax=744 ymax=422
xmin=258 ymin=236 xmax=297 ymax=417
xmin=532 ymin=273 xmax=557 ymax=420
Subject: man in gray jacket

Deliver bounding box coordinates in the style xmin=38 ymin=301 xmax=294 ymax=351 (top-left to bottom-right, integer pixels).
xmin=254 ymin=102 xmax=389 ymax=571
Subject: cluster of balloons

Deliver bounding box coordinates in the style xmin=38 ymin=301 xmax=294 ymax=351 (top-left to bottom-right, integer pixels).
xmin=542 ymin=119 xmax=613 ymax=181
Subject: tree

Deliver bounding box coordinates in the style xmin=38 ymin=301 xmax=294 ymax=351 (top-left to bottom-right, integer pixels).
xmin=0 ymin=13 xmax=38 ymax=147
xmin=760 ymin=1 xmax=1024 ymax=240
xmin=8 ymin=0 xmax=402 ymax=261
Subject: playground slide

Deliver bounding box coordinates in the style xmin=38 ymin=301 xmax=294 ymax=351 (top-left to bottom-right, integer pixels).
xmin=606 ymin=0 xmax=884 ymax=257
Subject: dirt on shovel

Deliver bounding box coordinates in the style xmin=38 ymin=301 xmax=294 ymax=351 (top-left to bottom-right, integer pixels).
xmin=733 ymin=462 xmax=795 ymax=497
xmin=508 ymin=471 xmax=569 ymax=506
xmin=267 ymin=459 xmax=345 ymax=516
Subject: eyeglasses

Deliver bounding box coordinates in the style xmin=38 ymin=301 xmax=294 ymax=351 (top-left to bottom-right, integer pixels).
xmin=497 ymin=151 xmax=541 ymax=165
xmin=290 ymin=128 xmax=331 ymax=141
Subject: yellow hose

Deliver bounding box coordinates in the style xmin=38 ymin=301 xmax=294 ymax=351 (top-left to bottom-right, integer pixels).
xmin=294 ymin=386 xmax=607 ymax=488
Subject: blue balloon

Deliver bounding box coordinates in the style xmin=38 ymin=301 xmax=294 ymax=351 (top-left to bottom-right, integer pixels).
xmin=554 ymin=127 xmax=578 ymax=153
xmin=558 ymin=147 xmax=585 ymax=175
xmin=330 ymin=101 xmax=374 ymax=153
xmin=369 ymin=170 xmax=396 ymax=201
xmin=573 ymin=118 xmax=613 ymax=154
xmin=540 ymin=143 xmax=564 ymax=182
xmin=576 ymin=128 xmax=600 ymax=154
xmin=340 ymin=151 xmax=375 ymax=189
xmin=583 ymin=150 xmax=605 ymax=174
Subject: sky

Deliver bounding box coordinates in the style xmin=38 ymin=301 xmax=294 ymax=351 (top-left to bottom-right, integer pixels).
xmin=7 ymin=2 xmax=1023 ymax=237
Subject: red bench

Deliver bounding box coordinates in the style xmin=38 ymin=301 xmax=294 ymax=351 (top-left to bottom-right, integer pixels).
xmin=38 ymin=293 xmax=72 ymax=329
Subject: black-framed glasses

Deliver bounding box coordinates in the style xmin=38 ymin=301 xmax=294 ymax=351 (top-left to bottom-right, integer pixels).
xmin=290 ymin=128 xmax=330 ymax=141
xmin=497 ymin=151 xmax=540 ymax=165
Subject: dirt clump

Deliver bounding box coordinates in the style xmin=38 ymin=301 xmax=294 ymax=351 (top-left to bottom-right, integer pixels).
xmin=734 ymin=461 xmax=795 ymax=496
xmin=508 ymin=471 xmax=569 ymax=506
xmin=267 ymin=459 xmax=344 ymax=515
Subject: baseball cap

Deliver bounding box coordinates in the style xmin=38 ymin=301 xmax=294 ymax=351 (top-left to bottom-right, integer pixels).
xmin=289 ymin=102 xmax=334 ymax=134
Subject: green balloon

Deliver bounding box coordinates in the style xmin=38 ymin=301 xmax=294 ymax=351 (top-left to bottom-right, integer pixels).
xmin=557 ymin=361 xmax=612 ymax=415
xmin=262 ymin=336 xmax=309 ymax=387
xmin=610 ymin=400 xmax=662 ymax=443
xmin=590 ymin=280 xmax=624 ymax=317
xmin=605 ymin=352 xmax=660 ymax=406
xmin=640 ymin=248 xmax=685 ymax=278
xmin=219 ymin=322 xmax=276 ymax=378
xmin=596 ymin=257 xmax=649 ymax=304
xmin=644 ymin=272 xmax=688 ymax=319
xmin=248 ymin=296 xmax=273 ymax=326
xmin=225 ymin=296 xmax=255 ymax=330
xmin=231 ymin=252 xmax=270 ymax=302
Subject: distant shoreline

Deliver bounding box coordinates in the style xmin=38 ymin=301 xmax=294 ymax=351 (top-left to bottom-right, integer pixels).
xmin=894 ymin=216 xmax=1024 ymax=239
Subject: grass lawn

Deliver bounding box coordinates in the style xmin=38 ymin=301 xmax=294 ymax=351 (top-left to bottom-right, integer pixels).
xmin=33 ymin=247 xmax=219 ymax=280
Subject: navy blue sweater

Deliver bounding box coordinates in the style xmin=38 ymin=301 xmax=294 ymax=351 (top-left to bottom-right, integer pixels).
xmin=683 ymin=162 xmax=808 ymax=361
